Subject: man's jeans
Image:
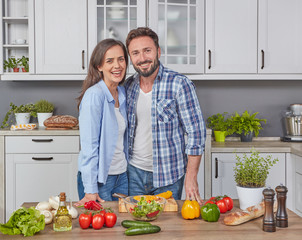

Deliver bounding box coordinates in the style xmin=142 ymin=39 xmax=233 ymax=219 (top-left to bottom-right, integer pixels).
xmin=127 ymin=164 xmax=184 ymax=199
xmin=77 ymin=171 xmax=128 ymax=201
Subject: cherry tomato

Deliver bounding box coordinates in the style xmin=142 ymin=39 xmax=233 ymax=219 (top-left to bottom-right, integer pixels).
xmin=92 ymin=213 xmax=105 ymax=230
xmin=223 ymin=196 xmax=234 ymax=211
xmin=216 ymin=199 xmax=228 ymax=213
xmin=79 ymin=212 xmax=92 ymax=229
xmin=104 ymin=212 xmax=117 ymax=228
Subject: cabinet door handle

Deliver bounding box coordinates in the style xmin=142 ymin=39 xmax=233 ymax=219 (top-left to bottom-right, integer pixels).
xmin=32 ymin=157 xmax=53 ymax=161
xmin=215 ymin=157 xmax=218 ymax=178
xmin=208 ymin=50 xmax=212 ymax=69
xmin=32 ymin=139 xmax=53 ymax=142
xmin=82 ymin=50 xmax=85 ymax=70
xmin=261 ymin=50 xmax=264 ymax=69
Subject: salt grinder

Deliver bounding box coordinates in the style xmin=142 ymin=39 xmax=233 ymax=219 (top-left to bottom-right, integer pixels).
xmin=275 ymin=184 xmax=288 ymax=228
xmin=263 ymin=188 xmax=276 ymax=232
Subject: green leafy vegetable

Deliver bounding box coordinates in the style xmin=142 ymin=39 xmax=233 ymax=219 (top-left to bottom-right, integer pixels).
xmin=0 ymin=207 xmax=45 ymax=237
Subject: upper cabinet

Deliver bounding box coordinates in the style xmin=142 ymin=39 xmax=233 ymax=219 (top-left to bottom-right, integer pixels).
xmin=205 ymin=0 xmax=257 ymax=73
xmin=1 ymin=0 xmax=34 ymax=75
xmin=35 ymin=0 xmax=88 ymax=74
xmin=258 ymin=0 xmax=302 ymax=73
xmin=149 ymin=0 xmax=204 ymax=74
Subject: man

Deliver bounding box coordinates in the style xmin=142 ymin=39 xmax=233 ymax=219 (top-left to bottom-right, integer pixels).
xmin=125 ymin=27 xmax=206 ymax=203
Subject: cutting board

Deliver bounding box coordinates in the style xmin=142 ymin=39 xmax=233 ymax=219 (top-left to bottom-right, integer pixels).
xmin=118 ymin=197 xmax=178 ymax=212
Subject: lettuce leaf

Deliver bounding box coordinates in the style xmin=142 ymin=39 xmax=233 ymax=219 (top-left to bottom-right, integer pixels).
xmin=0 ymin=207 xmax=45 ymax=237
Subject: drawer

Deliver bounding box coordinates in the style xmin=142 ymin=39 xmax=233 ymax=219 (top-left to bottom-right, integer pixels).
xmin=5 ymin=136 xmax=80 ymax=153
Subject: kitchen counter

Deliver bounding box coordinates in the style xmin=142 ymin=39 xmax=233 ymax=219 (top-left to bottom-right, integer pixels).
xmin=1 ymin=200 xmax=302 ymax=240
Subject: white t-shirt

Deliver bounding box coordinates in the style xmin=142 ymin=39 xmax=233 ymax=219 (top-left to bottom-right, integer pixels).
xmin=130 ymin=89 xmax=153 ymax=172
xmin=108 ymin=107 xmax=127 ymax=175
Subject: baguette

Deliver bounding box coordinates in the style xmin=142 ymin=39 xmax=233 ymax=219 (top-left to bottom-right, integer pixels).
xmin=224 ymin=201 xmax=277 ymax=226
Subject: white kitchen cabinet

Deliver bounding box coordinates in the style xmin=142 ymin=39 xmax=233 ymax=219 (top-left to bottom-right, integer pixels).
xmin=212 ymin=152 xmax=286 ymax=199
xmin=5 ymin=135 xmax=79 ymax=221
xmin=258 ymin=0 xmax=302 ymax=73
xmin=1 ymin=0 xmax=34 ymax=75
xmin=295 ymin=155 xmax=302 ymax=217
xmin=205 ymin=0 xmax=257 ymax=73
xmin=181 ymin=155 xmax=204 ymax=200
xmin=35 ymin=0 xmax=87 ymax=74
xmin=149 ymin=0 xmax=204 ymax=74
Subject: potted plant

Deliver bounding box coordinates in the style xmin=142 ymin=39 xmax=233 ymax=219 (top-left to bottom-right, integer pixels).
xmin=207 ymin=112 xmax=233 ymax=142
xmin=1 ymin=102 xmax=36 ymax=128
xmin=230 ymin=110 xmax=267 ymax=142
xmin=234 ymin=149 xmax=278 ymax=210
xmin=3 ymin=57 xmax=20 ymax=72
xmin=19 ymin=56 xmax=29 ymax=72
xmin=33 ymin=99 xmax=55 ymax=127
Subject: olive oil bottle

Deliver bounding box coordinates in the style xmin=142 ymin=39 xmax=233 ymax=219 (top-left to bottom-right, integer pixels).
xmin=53 ymin=192 xmax=72 ymax=231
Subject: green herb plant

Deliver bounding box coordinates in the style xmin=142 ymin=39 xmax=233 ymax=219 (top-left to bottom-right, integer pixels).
xmin=207 ymin=112 xmax=233 ymax=135
xmin=234 ymin=149 xmax=278 ymax=188
xmin=230 ymin=110 xmax=267 ymax=136
xmin=1 ymin=102 xmax=36 ymax=128
xmin=19 ymin=56 xmax=29 ymax=72
xmin=32 ymin=99 xmax=54 ymax=117
xmin=3 ymin=57 xmax=20 ymax=70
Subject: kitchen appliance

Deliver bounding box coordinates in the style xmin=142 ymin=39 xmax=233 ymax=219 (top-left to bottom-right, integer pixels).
xmin=282 ymin=104 xmax=302 ymax=142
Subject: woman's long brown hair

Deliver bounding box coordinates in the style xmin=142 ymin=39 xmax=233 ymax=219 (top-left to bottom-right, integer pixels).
xmin=77 ymin=39 xmax=128 ymax=110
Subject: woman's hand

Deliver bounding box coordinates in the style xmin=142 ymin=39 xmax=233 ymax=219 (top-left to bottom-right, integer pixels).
xmin=74 ymin=193 xmax=105 ymax=207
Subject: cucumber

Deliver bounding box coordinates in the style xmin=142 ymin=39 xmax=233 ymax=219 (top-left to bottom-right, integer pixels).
xmin=121 ymin=220 xmax=152 ymax=228
xmin=125 ymin=225 xmax=161 ymax=236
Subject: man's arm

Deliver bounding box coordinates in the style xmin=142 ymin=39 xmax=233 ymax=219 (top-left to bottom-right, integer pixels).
xmin=185 ymin=155 xmax=203 ymax=204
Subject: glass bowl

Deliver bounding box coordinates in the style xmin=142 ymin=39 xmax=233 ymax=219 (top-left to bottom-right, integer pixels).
xmin=123 ymin=195 xmax=166 ymax=221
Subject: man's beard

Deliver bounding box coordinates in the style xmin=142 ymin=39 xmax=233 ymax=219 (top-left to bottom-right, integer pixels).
xmin=133 ymin=56 xmax=160 ymax=77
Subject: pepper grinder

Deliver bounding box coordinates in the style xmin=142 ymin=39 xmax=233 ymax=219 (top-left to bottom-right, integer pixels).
xmin=275 ymin=184 xmax=288 ymax=228
xmin=263 ymin=188 xmax=276 ymax=232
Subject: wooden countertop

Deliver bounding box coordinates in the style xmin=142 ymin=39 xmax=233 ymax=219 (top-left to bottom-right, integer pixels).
xmin=1 ymin=201 xmax=302 ymax=240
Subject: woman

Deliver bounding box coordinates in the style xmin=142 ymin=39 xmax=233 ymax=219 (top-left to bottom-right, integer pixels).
xmin=74 ymin=39 xmax=129 ymax=205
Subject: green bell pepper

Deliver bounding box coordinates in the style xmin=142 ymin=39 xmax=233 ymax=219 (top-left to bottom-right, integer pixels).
xmin=201 ymin=203 xmax=220 ymax=222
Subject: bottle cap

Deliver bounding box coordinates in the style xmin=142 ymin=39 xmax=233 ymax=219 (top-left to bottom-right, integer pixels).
xmin=59 ymin=192 xmax=66 ymax=201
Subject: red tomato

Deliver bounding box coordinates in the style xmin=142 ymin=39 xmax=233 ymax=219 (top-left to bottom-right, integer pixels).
xmin=104 ymin=212 xmax=117 ymax=228
xmin=204 ymin=200 xmax=215 ymax=205
xmin=98 ymin=209 xmax=106 ymax=217
xmin=216 ymin=199 xmax=228 ymax=213
xmin=92 ymin=213 xmax=105 ymax=230
xmin=209 ymin=197 xmax=216 ymax=202
xmin=223 ymin=196 xmax=234 ymax=211
xmin=79 ymin=212 xmax=92 ymax=229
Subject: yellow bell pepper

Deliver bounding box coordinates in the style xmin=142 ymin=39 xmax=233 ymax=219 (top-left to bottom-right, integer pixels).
xmin=156 ymin=190 xmax=173 ymax=199
xmin=181 ymin=200 xmax=200 ymax=219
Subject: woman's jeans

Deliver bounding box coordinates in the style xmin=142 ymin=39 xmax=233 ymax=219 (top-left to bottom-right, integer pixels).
xmin=127 ymin=164 xmax=184 ymax=199
xmin=77 ymin=171 xmax=128 ymax=201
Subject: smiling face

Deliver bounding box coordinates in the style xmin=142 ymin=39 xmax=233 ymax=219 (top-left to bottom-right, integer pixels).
xmin=128 ymin=36 xmax=161 ymax=78
xmin=97 ymin=45 xmax=127 ymax=86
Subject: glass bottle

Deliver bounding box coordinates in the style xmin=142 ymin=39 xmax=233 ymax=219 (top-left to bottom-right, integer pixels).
xmin=53 ymin=192 xmax=72 ymax=231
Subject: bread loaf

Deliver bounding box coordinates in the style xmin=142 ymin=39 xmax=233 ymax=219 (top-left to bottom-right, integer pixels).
xmin=224 ymin=202 xmax=277 ymax=226
xmin=43 ymin=115 xmax=78 ymax=128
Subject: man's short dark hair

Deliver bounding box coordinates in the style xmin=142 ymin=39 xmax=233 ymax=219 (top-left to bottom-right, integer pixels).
xmin=126 ymin=27 xmax=159 ymax=52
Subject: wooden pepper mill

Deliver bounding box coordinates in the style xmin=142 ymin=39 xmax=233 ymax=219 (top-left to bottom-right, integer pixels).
xmin=263 ymin=188 xmax=276 ymax=232
xmin=275 ymin=184 xmax=288 ymax=228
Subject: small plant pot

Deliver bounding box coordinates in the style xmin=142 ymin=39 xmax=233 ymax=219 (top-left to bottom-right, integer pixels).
xmin=37 ymin=112 xmax=53 ymax=127
xmin=214 ymin=131 xmax=226 ymax=142
xmin=13 ymin=67 xmax=19 ymax=72
xmin=236 ymin=186 xmax=265 ymax=210
xmin=21 ymin=68 xmax=28 ymax=72
xmin=15 ymin=113 xmax=31 ymax=125
xmin=240 ymin=131 xmax=254 ymax=142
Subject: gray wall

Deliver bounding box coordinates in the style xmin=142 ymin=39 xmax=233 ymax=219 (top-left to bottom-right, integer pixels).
xmin=0 ymin=79 xmax=301 ymax=137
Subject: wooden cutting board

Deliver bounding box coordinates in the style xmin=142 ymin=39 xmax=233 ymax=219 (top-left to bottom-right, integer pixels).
xmin=118 ymin=197 xmax=178 ymax=212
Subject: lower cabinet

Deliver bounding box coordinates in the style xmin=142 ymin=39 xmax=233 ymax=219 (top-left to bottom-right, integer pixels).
xmin=295 ymin=155 xmax=302 ymax=216
xmin=5 ymin=136 xmax=79 ymax=221
xmin=211 ymin=152 xmax=286 ymax=199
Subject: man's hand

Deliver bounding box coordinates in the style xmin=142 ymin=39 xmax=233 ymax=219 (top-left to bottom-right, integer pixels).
xmin=185 ymin=155 xmax=204 ymax=205
xmin=74 ymin=193 xmax=104 ymax=207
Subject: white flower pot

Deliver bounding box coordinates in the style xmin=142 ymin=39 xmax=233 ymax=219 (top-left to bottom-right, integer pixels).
xmin=37 ymin=112 xmax=53 ymax=127
xmin=236 ymin=186 xmax=265 ymax=210
xmin=15 ymin=113 xmax=31 ymax=125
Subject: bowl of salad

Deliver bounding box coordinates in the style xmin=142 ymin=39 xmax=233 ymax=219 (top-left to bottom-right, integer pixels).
xmin=124 ymin=195 xmax=166 ymax=221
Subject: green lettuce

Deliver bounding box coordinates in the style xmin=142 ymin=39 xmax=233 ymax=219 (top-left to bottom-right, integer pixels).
xmin=0 ymin=207 xmax=45 ymax=237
